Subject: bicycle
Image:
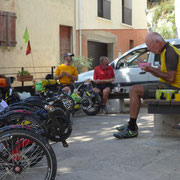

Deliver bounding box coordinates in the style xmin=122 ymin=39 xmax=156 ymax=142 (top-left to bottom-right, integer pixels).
xmin=0 ymin=126 xmax=57 ymax=180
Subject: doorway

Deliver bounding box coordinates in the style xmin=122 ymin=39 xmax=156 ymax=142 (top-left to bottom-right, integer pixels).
xmin=88 ymin=41 xmax=107 ymax=69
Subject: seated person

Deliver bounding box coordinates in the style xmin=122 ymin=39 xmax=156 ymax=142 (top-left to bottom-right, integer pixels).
xmin=55 ymin=53 xmax=78 ymax=94
xmin=114 ymin=32 xmax=180 ymax=139
xmin=93 ymin=56 xmax=115 ymax=114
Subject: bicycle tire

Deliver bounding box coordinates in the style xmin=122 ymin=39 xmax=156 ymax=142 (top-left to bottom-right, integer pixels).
xmin=83 ymin=92 xmax=102 ymax=115
xmin=46 ymin=108 xmax=72 ymax=142
xmin=1 ymin=112 xmax=44 ymax=130
xmin=0 ymin=129 xmax=57 ymax=180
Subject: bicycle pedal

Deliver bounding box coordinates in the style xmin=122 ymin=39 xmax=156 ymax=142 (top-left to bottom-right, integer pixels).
xmin=62 ymin=140 xmax=68 ymax=147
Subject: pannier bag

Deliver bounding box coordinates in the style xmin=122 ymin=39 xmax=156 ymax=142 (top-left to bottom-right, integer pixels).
xmin=35 ymin=79 xmax=57 ymax=91
xmin=0 ymin=78 xmax=7 ymax=87
xmin=156 ymin=89 xmax=178 ymax=101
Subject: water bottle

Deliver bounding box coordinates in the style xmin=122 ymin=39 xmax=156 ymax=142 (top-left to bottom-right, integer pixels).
xmin=117 ymin=83 xmax=121 ymax=92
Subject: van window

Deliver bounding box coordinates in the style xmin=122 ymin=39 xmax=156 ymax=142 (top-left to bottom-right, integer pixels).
xmin=154 ymin=54 xmax=160 ymax=66
xmin=116 ymin=48 xmax=148 ymax=69
xmin=128 ymin=51 xmax=149 ymax=68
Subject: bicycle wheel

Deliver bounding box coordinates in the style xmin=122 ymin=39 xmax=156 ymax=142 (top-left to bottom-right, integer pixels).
xmin=46 ymin=108 xmax=72 ymax=142
xmin=83 ymin=92 xmax=102 ymax=115
xmin=1 ymin=112 xmax=44 ymax=130
xmin=59 ymin=94 xmax=74 ymax=111
xmin=0 ymin=129 xmax=57 ymax=180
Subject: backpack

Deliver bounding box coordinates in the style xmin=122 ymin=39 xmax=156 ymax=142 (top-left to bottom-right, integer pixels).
xmin=0 ymin=78 xmax=7 ymax=87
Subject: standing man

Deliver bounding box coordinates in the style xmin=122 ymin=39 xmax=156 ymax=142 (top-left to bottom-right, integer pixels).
xmin=55 ymin=53 xmax=78 ymax=93
xmin=114 ymin=32 xmax=180 ymax=139
xmin=93 ymin=56 xmax=115 ymax=114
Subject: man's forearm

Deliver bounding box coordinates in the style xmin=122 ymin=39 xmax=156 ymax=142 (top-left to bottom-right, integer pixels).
xmin=55 ymin=74 xmax=63 ymax=80
xmin=95 ymin=78 xmax=114 ymax=84
xmin=150 ymin=67 xmax=175 ymax=82
xmin=70 ymin=75 xmax=78 ymax=81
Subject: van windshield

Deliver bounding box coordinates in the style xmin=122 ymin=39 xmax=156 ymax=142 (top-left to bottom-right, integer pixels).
xmin=116 ymin=48 xmax=148 ymax=69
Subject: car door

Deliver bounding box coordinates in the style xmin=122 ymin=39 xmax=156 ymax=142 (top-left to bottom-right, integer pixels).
xmin=114 ymin=48 xmax=151 ymax=85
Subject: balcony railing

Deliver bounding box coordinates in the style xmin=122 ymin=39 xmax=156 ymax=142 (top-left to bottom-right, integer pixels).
xmin=122 ymin=6 xmax=132 ymax=26
xmin=0 ymin=66 xmax=57 ymax=87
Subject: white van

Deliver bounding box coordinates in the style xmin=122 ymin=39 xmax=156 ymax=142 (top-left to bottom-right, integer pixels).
xmin=77 ymin=39 xmax=180 ymax=88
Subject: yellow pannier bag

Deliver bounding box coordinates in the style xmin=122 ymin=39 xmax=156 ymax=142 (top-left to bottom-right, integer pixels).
xmin=41 ymin=79 xmax=57 ymax=86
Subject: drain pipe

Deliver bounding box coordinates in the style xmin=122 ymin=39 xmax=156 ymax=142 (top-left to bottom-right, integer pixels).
xmin=79 ymin=0 xmax=82 ymax=56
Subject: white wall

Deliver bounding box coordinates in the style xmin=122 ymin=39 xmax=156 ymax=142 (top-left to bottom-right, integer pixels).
xmin=132 ymin=0 xmax=147 ymax=29
xmin=77 ymin=0 xmax=147 ymax=30
xmin=0 ymin=0 xmax=76 ymax=70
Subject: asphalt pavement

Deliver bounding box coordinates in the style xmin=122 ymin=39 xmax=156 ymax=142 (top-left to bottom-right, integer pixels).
xmin=52 ymin=107 xmax=180 ymax=180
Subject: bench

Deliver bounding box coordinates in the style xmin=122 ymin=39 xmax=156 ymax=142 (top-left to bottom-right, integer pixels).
xmin=84 ymin=82 xmax=129 ymax=113
xmin=106 ymin=91 xmax=129 ymax=113
xmin=145 ymin=99 xmax=180 ymax=137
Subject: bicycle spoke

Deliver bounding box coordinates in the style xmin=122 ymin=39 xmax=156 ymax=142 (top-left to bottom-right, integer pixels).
xmin=0 ymin=129 xmax=56 ymax=180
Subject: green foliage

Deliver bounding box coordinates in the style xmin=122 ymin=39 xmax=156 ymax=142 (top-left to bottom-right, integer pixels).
xmin=147 ymin=0 xmax=175 ymax=39
xmin=18 ymin=70 xmax=30 ymax=76
xmin=153 ymin=0 xmax=174 ymax=24
xmin=157 ymin=25 xmax=174 ymax=39
xmin=72 ymin=56 xmax=94 ymax=73
xmin=168 ymin=11 xmax=176 ymax=35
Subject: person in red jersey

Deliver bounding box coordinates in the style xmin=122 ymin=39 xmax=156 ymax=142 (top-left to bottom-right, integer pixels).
xmin=93 ymin=56 xmax=115 ymax=114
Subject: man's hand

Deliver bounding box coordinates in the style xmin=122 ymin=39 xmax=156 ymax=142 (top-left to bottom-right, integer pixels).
xmin=63 ymin=71 xmax=71 ymax=77
xmin=143 ymin=65 xmax=153 ymax=72
xmin=62 ymin=71 xmax=78 ymax=81
xmin=94 ymin=79 xmax=101 ymax=84
xmin=109 ymin=78 xmax=115 ymax=83
xmin=61 ymin=71 xmax=66 ymax=76
xmin=55 ymin=71 xmax=73 ymax=80
xmin=143 ymin=65 xmax=176 ymax=83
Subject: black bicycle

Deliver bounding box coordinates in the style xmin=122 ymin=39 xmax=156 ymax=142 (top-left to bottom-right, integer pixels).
xmin=0 ymin=126 xmax=57 ymax=180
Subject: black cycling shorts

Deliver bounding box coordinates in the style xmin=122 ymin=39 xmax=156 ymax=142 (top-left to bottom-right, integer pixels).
xmin=95 ymin=83 xmax=113 ymax=92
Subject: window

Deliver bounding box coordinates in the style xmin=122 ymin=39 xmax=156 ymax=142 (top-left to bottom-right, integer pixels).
xmin=128 ymin=51 xmax=149 ymax=68
xmin=98 ymin=0 xmax=111 ymax=20
xmin=116 ymin=49 xmax=148 ymax=69
xmin=122 ymin=0 xmax=132 ymax=25
xmin=129 ymin=40 xmax=134 ymax=49
xmin=0 ymin=11 xmax=16 ymax=47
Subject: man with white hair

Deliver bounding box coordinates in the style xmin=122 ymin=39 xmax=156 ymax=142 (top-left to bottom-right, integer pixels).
xmin=114 ymin=32 xmax=180 ymax=139
xmin=93 ymin=56 xmax=115 ymax=114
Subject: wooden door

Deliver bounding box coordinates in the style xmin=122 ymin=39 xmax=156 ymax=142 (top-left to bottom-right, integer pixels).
xmin=59 ymin=25 xmax=71 ymax=59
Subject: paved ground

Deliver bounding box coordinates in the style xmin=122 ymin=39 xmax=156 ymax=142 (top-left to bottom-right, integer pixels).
xmin=52 ymin=108 xmax=180 ymax=180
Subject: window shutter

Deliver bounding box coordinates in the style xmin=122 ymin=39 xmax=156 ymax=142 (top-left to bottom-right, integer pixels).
xmin=8 ymin=12 xmax=16 ymax=47
xmin=0 ymin=11 xmax=7 ymax=46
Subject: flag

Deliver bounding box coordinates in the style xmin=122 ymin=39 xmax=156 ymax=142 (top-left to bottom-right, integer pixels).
xmin=26 ymin=40 xmax=31 ymax=55
xmin=23 ymin=27 xmax=29 ymax=43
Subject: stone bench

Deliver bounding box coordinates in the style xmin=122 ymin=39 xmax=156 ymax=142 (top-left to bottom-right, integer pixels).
xmin=145 ymin=99 xmax=180 ymax=137
xmin=106 ymin=92 xmax=129 ymax=113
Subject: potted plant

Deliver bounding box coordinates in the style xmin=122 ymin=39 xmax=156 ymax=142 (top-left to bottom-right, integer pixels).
xmin=17 ymin=70 xmax=33 ymax=82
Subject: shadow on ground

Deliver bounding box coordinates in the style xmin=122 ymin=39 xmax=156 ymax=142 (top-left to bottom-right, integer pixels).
xmin=52 ymin=107 xmax=180 ymax=180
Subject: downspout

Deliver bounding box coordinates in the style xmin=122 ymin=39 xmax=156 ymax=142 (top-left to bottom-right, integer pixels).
xmin=79 ymin=0 xmax=82 ymax=56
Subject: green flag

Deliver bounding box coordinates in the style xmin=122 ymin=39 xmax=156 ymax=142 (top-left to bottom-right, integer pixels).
xmin=23 ymin=27 xmax=29 ymax=43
